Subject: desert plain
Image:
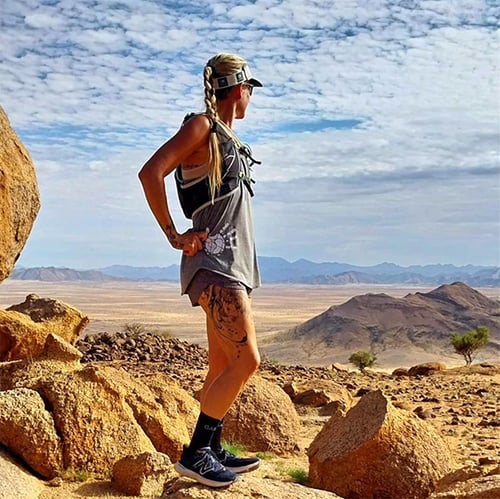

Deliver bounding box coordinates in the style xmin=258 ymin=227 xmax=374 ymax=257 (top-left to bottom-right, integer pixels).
xmin=0 ymin=279 xmax=498 ymax=370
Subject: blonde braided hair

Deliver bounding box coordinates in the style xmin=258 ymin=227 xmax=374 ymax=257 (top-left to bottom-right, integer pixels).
xmin=203 ymin=53 xmax=247 ymax=200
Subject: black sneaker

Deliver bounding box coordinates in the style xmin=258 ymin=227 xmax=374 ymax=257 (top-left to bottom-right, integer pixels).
xmin=174 ymin=446 xmax=238 ymax=488
xmin=215 ymin=448 xmax=261 ymax=473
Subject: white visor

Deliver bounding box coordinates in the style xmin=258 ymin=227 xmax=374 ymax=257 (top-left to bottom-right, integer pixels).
xmin=212 ymin=64 xmax=263 ymax=90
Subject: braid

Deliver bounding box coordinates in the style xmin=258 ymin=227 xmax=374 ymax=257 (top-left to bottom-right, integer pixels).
xmin=203 ymin=65 xmax=222 ymax=201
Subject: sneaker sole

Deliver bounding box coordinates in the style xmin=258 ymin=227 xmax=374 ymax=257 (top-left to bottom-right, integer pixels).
xmin=174 ymin=462 xmax=238 ymax=488
xmin=226 ymin=460 xmax=261 ymax=473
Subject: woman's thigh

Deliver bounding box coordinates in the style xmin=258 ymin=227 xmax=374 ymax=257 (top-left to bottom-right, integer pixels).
xmin=198 ymin=285 xmax=258 ymax=364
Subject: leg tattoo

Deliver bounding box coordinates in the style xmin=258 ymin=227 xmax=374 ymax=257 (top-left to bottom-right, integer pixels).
xmin=203 ymin=286 xmax=251 ymax=357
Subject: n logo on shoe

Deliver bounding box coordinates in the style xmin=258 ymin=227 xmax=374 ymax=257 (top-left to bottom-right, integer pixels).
xmin=195 ymin=454 xmax=217 ymax=476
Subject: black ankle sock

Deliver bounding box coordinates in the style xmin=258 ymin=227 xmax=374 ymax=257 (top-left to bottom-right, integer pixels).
xmin=211 ymin=419 xmax=224 ymax=454
xmin=187 ymin=412 xmax=221 ymax=453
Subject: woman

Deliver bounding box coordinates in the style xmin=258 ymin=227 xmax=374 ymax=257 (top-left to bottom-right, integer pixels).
xmin=138 ymin=53 xmax=262 ymax=488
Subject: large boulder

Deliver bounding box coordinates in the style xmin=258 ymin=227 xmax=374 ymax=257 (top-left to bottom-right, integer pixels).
xmin=140 ymin=373 xmax=199 ymax=435
xmin=0 ymin=387 xmax=63 ymax=478
xmin=0 ymin=106 xmax=40 ymax=282
xmin=0 ymin=335 xmax=197 ymax=478
xmin=222 ymin=375 xmax=301 ymax=454
xmin=87 ymin=366 xmax=193 ymax=462
xmin=0 ymin=294 xmax=88 ymax=361
xmin=34 ymin=365 xmax=156 ymax=475
xmin=308 ymin=389 xmax=454 ymax=499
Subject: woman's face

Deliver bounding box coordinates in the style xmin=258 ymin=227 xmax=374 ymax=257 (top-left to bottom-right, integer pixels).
xmin=235 ymin=83 xmax=253 ymax=119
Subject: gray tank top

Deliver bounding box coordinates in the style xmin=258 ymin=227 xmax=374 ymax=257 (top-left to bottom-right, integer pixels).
xmin=179 ymin=124 xmax=260 ymax=295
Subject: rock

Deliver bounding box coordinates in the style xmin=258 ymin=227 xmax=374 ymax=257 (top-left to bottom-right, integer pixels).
xmin=0 ymin=447 xmax=44 ymax=499
xmin=89 ymin=366 xmax=191 ymax=462
xmin=0 ymin=388 xmax=63 ymax=478
xmin=222 ymin=375 xmax=302 ymax=454
xmin=283 ymin=381 xmax=299 ymax=397
xmin=166 ymin=474 xmax=343 ymax=498
xmin=292 ymin=380 xmax=353 ymax=415
xmin=139 ymin=373 xmax=199 ymax=435
xmin=0 ymin=106 xmax=41 ymax=282
xmin=429 ymin=464 xmax=500 ymax=498
xmin=35 ymin=365 xmax=156 ymax=475
xmin=308 ymin=389 xmax=454 ymax=499
xmin=112 ymin=452 xmax=174 ymax=496
xmin=392 ymin=367 xmax=409 ymax=376
xmin=0 ymin=294 xmax=88 ymax=361
xmin=0 ymin=334 xmax=83 ymax=391
xmin=408 ymin=362 xmax=447 ymax=376
xmin=329 ymin=362 xmax=349 ymax=372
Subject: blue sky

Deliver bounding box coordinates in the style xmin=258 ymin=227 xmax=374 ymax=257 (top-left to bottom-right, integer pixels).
xmin=1 ymin=0 xmax=499 ymax=269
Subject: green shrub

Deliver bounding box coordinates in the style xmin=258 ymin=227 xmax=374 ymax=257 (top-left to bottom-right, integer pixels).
xmin=221 ymin=440 xmax=246 ymax=456
xmin=349 ymin=350 xmax=377 ymax=372
xmin=287 ymin=467 xmax=308 ymax=485
xmin=451 ymin=326 xmax=490 ymax=366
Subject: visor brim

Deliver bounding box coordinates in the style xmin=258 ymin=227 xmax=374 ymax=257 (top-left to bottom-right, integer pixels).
xmin=247 ymin=78 xmax=263 ymax=87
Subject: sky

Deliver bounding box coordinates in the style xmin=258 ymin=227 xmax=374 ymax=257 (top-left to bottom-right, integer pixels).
xmin=1 ymin=0 xmax=499 ymax=270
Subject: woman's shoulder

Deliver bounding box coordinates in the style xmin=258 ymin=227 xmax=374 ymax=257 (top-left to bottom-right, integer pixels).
xmin=177 ymin=113 xmax=211 ymax=145
xmin=182 ymin=112 xmax=211 ymax=129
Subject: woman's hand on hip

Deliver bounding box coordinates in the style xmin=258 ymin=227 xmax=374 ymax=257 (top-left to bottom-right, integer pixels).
xmin=179 ymin=229 xmax=209 ymax=257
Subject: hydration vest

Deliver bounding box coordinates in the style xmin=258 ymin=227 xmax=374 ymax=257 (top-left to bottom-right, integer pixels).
xmin=174 ymin=115 xmax=260 ymax=219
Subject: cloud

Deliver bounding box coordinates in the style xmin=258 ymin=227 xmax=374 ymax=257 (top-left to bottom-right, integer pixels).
xmin=1 ymin=0 xmax=498 ymax=268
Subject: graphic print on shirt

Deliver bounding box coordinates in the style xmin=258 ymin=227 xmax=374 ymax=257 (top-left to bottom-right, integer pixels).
xmin=204 ymin=222 xmax=237 ymax=256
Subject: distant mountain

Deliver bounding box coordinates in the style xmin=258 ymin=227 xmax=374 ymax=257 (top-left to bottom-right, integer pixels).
xmin=10 ymin=267 xmax=122 ymax=282
xmin=262 ymin=282 xmax=500 ymax=367
xmin=99 ymin=265 xmax=179 ymax=281
xmin=9 ymin=258 xmax=500 ymax=287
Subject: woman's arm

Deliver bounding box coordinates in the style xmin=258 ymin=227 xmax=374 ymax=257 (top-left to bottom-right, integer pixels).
xmin=138 ymin=115 xmax=210 ymax=256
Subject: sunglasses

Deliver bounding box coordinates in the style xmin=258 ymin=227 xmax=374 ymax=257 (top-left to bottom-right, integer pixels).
xmin=243 ymin=83 xmax=254 ymax=96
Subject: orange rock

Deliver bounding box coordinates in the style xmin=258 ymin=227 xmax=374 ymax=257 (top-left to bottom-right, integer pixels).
xmin=223 ymin=375 xmax=301 ymax=454
xmin=0 ymin=106 xmax=40 ymax=282
xmin=0 ymin=294 xmax=88 ymax=361
xmin=308 ymin=389 xmax=454 ymax=498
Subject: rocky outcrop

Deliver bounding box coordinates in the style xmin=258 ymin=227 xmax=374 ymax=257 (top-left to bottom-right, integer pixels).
xmin=223 ymin=375 xmax=302 ymax=454
xmin=0 ymin=334 xmax=198 ymax=477
xmin=112 ymin=452 xmax=174 ymax=496
xmin=308 ymin=389 xmax=454 ymax=498
xmin=0 ymin=106 xmax=40 ymax=282
xmin=0 ymin=294 xmax=88 ymax=361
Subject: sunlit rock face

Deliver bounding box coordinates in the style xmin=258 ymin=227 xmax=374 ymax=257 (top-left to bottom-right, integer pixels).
xmin=0 ymin=106 xmax=41 ymax=282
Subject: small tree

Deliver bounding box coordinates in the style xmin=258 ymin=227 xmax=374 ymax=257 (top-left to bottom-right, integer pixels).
xmin=349 ymin=350 xmax=377 ymax=373
xmin=451 ymin=326 xmax=490 ymax=366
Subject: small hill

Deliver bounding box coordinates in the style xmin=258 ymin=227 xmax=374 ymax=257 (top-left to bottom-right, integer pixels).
xmin=262 ymin=282 xmax=500 ymax=368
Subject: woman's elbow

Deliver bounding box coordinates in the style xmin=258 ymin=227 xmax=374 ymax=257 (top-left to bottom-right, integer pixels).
xmin=138 ymin=163 xmax=155 ymax=185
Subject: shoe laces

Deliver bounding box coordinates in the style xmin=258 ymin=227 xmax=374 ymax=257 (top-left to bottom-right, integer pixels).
xmin=218 ymin=448 xmax=239 ymax=464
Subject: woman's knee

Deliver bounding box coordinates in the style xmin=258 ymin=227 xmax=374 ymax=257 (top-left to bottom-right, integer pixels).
xmin=240 ymin=348 xmax=260 ymax=377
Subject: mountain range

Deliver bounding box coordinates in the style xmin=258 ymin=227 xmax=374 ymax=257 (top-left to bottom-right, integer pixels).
xmin=9 ymin=257 xmax=500 ymax=287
